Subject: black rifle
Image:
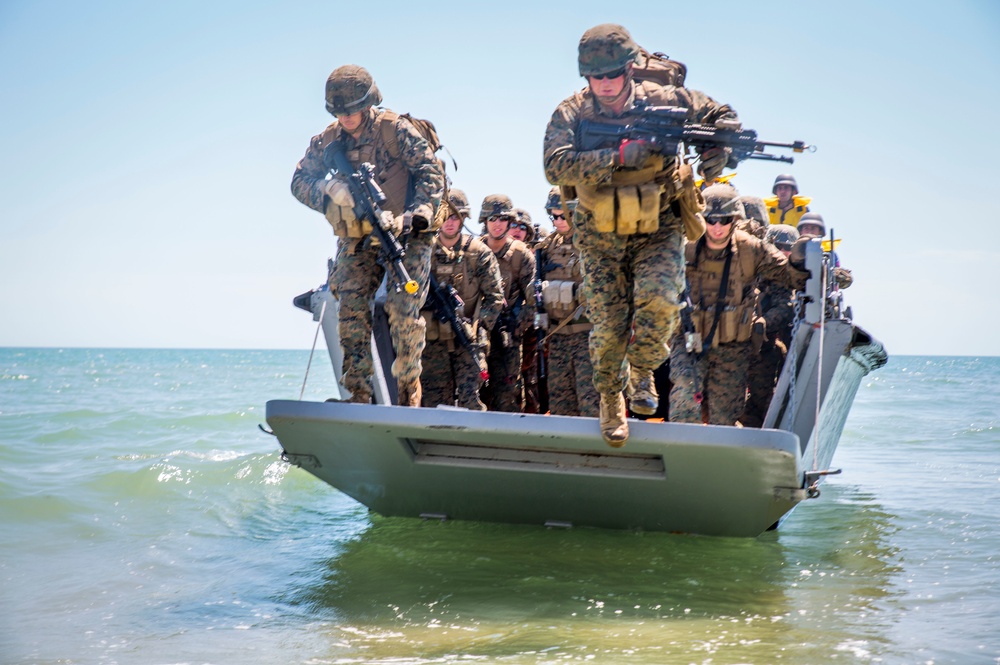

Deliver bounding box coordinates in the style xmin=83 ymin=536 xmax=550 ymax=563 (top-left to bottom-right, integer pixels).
xmin=577 ymin=104 xmax=815 ymax=165
xmin=533 ymin=241 xmax=548 ymax=380
xmin=425 ymin=273 xmax=489 ymax=384
xmin=323 ymin=142 xmax=418 ymax=295
xmin=497 ymin=293 xmax=525 ymax=349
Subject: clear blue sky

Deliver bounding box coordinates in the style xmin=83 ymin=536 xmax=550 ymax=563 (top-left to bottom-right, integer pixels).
xmin=2 ymin=1 xmax=998 ymax=355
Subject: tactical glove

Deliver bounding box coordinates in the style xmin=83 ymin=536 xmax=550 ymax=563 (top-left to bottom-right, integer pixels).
xmin=616 ymin=139 xmax=652 ymax=169
xmin=697 ymin=146 xmax=731 ymax=182
xmin=377 ymin=210 xmax=403 ymax=237
xmin=321 ymin=178 xmax=355 ymax=208
xmin=788 ymin=235 xmax=810 ymax=271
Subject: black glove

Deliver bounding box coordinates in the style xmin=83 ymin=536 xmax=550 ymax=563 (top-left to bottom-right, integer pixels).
xmin=616 ymin=139 xmax=652 ymax=169
xmin=697 ymin=146 xmax=731 ymax=182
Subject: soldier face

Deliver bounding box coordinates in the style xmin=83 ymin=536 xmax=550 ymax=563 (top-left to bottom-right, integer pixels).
xmin=486 ymin=215 xmax=511 ymax=239
xmin=774 ymin=184 xmax=795 ymax=206
xmin=509 ymin=222 xmax=528 ymax=242
xmin=798 ymin=223 xmax=824 ymax=238
xmin=336 ymin=111 xmax=365 ymax=135
xmin=440 ymin=214 xmax=463 ymax=240
xmin=587 ymin=65 xmax=629 ymax=102
xmin=550 ymin=208 xmax=571 ymax=234
xmin=704 ymin=216 xmax=735 ymax=247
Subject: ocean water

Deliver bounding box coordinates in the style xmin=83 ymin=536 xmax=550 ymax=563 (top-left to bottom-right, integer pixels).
xmin=1 ymin=348 xmax=997 ymax=665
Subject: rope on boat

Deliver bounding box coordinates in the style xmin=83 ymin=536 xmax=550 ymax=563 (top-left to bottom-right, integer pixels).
xmin=812 ymin=252 xmax=829 ymax=472
xmin=299 ymin=297 xmax=327 ymax=401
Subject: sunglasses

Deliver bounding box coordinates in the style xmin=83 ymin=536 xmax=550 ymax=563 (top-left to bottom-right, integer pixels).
xmin=705 ymin=216 xmax=736 ymax=226
xmin=591 ymin=67 xmax=627 ymax=80
xmin=510 ymin=222 xmax=528 ymax=230
xmin=549 ymin=212 xmax=566 ymax=221
xmin=487 ymin=215 xmax=513 ymax=223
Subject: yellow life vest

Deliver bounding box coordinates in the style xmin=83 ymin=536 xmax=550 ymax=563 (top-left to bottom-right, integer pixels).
xmin=763 ymin=195 xmax=812 ymax=227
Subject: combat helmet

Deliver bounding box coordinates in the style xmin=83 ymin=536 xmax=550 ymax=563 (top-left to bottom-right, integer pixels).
xmin=578 ymin=24 xmax=640 ymax=77
xmin=797 ymin=212 xmax=826 ymax=237
xmin=739 ymin=195 xmax=769 ymax=226
xmin=478 ymin=194 xmax=516 ymax=226
xmin=325 ymin=65 xmax=382 ymax=116
xmin=513 ymin=208 xmax=535 ymax=243
xmin=771 ymin=174 xmax=798 ymax=194
xmin=545 ymin=187 xmax=563 ymax=212
xmin=702 ymin=184 xmax=745 ymax=221
xmin=447 ymin=188 xmax=471 ymax=219
xmin=765 ymin=224 xmax=800 ymax=252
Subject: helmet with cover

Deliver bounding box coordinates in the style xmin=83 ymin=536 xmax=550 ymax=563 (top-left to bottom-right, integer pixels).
xmin=771 ymin=173 xmax=799 ymax=195
xmin=447 ymin=188 xmax=471 ymax=219
xmin=478 ymin=194 xmax=516 ymax=227
xmin=325 ymin=65 xmax=382 ymax=116
xmin=739 ymin=195 xmax=768 ymax=226
xmin=545 ymin=187 xmax=563 ymax=212
xmin=578 ymin=24 xmax=640 ymax=77
xmin=513 ymin=208 xmax=535 ymax=243
xmin=702 ymin=184 xmax=745 ymax=221
xmin=765 ymin=224 xmax=800 ymax=252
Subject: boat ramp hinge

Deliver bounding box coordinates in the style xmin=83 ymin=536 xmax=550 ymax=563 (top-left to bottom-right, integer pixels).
xmin=281 ymin=451 xmax=322 ymax=469
xmin=773 ymin=487 xmax=808 ymax=503
xmin=803 ymin=468 xmax=842 ymax=499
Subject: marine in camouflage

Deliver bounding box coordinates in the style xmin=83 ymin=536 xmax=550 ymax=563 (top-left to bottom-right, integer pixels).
xmin=543 ymin=46 xmax=737 ymax=403
xmin=547 ymin=331 xmax=599 ymax=417
xmin=290 ymin=72 xmax=444 ymax=402
xmin=668 ymin=337 xmax=751 ymax=425
xmin=421 ymin=233 xmax=503 ymax=410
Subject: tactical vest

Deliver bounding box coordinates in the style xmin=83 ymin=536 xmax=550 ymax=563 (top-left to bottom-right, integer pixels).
xmin=423 ymin=234 xmax=484 ymax=344
xmin=318 ymin=109 xmax=412 ymax=237
xmin=487 ymin=237 xmax=526 ymax=303
xmin=538 ymin=233 xmax=590 ymax=333
xmin=685 ymin=233 xmax=759 ymax=348
xmin=573 ymin=82 xmax=684 ymax=235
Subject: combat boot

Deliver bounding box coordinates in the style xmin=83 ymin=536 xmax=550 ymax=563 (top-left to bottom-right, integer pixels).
xmin=348 ymin=390 xmax=372 ymax=404
xmin=397 ymin=378 xmax=422 ymax=408
xmin=599 ymin=392 xmax=629 ymax=447
xmin=628 ymin=367 xmax=658 ymax=416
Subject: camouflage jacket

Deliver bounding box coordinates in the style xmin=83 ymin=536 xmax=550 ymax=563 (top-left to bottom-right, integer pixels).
xmin=290 ymin=107 xmax=444 ymax=222
xmin=481 ymin=236 xmax=537 ymax=335
xmin=543 ymin=80 xmax=737 ymax=188
xmin=429 ymin=234 xmax=504 ymax=332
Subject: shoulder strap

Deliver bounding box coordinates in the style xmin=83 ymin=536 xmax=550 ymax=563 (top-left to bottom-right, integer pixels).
xmin=377 ymin=109 xmax=401 ymax=160
xmin=700 ymin=239 xmax=734 ymax=351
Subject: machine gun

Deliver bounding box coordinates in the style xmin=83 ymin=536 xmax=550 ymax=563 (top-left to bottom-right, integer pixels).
xmin=577 ymin=105 xmax=815 ymax=165
xmin=425 ymin=273 xmax=489 ymax=384
xmin=323 ymin=142 xmax=419 ymax=295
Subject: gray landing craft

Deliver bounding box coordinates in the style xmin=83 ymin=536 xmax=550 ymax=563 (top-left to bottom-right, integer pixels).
xmin=265 ymin=240 xmax=887 ymax=537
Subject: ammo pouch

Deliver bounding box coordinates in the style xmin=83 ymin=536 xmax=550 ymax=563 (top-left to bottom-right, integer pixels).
xmin=541 ymin=280 xmax=579 ymax=321
xmin=422 ymin=311 xmax=458 ymax=344
xmin=696 ymin=304 xmax=755 ymax=349
xmin=576 ymin=156 xmax=665 ymax=235
xmin=325 ymin=202 xmax=373 ymax=239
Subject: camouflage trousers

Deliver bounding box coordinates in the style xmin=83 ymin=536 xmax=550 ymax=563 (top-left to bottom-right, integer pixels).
xmin=546 ymin=329 xmax=599 ymax=417
xmin=329 ymin=233 xmax=432 ymax=400
xmin=481 ymin=327 xmax=523 ymax=412
xmin=575 ymin=214 xmax=685 ymax=395
xmin=741 ymin=336 xmax=787 ymax=428
xmin=420 ymin=339 xmax=487 ymax=410
xmin=668 ymin=336 xmax=751 ymax=426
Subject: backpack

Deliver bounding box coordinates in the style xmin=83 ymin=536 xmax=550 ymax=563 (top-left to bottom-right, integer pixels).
xmin=633 ymin=48 xmax=687 ymax=88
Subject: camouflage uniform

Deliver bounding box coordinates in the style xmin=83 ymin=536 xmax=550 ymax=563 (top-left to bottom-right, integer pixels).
xmin=291 ymin=67 xmax=444 ymax=403
xmin=478 ymin=196 xmax=537 ymax=412
xmin=535 ymin=229 xmax=599 ymax=417
xmin=669 ymin=202 xmax=808 ymax=425
xmin=421 ymin=233 xmax=504 ymax=410
xmin=543 ymin=78 xmax=736 ymax=399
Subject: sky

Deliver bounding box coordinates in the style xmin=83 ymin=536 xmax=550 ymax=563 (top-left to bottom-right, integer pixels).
xmin=1 ymin=1 xmax=998 ymax=356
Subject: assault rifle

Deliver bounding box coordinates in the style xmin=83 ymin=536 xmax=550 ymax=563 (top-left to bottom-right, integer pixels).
xmin=577 ymin=105 xmax=815 ymax=165
xmin=497 ymin=293 xmax=525 ymax=349
xmin=425 ymin=273 xmax=489 ymax=384
xmin=323 ymin=142 xmax=418 ymax=295
xmin=533 ymin=239 xmax=548 ymax=380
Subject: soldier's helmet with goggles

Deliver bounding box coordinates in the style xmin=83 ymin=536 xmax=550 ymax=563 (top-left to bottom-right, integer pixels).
xmin=578 ymin=24 xmax=640 ymax=77
xmin=702 ymin=184 xmax=745 ymax=223
xmin=478 ymin=194 xmax=516 ymax=226
xmin=765 ymin=224 xmax=800 ymax=252
xmin=446 ymin=189 xmax=471 ymax=220
xmin=325 ymin=65 xmax=382 ymax=116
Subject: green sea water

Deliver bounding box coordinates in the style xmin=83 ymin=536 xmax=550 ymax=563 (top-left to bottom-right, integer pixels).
xmin=1 ymin=348 xmax=997 ymax=664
